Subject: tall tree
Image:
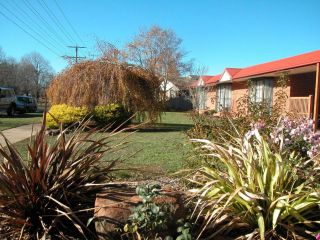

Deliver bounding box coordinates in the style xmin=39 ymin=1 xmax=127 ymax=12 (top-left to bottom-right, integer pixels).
xmin=126 ymin=26 xmax=193 ymax=100
xmin=0 ymin=47 xmax=5 ymax=63
xmin=21 ymin=52 xmax=54 ymax=98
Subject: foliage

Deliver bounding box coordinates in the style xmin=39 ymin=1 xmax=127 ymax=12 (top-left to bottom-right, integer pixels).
xmin=46 ymin=104 xmax=88 ymax=129
xmin=0 ymin=115 xmax=125 ymax=239
xmin=123 ymin=184 xmax=194 ymax=240
xmin=46 ymin=59 xmax=162 ymax=121
xmin=176 ymin=219 xmax=193 ymax=240
xmin=244 ymin=117 xmax=320 ymax=160
xmin=124 ymin=184 xmax=173 ymax=239
xmin=189 ymin=131 xmax=320 ymax=240
xmin=93 ymin=104 xmax=131 ymax=126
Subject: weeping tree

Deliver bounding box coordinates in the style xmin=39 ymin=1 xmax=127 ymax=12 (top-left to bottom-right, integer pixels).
xmin=46 ymin=59 xmax=162 ymax=120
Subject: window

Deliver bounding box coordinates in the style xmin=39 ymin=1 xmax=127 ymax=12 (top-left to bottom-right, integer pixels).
xmin=250 ymin=79 xmax=273 ymax=105
xmin=216 ymin=84 xmax=231 ymax=111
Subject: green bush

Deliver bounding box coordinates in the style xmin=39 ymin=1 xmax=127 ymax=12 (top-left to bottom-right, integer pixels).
xmin=189 ymin=131 xmax=320 ymax=240
xmin=123 ymin=184 xmax=193 ymax=240
xmin=93 ymin=104 xmax=130 ymax=126
xmin=46 ymin=104 xmax=88 ymax=129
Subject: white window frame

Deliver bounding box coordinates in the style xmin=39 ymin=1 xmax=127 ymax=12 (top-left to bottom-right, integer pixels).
xmin=250 ymin=79 xmax=273 ymax=105
xmin=216 ymin=84 xmax=232 ymax=111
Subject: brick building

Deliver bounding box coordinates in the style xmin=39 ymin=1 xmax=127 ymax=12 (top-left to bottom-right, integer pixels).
xmin=192 ymin=50 xmax=320 ymax=129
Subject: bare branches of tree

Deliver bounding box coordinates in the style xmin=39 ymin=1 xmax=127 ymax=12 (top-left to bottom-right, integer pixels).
xmin=21 ymin=52 xmax=54 ymax=97
xmin=0 ymin=47 xmax=54 ymax=97
xmin=126 ymin=26 xmax=193 ymax=101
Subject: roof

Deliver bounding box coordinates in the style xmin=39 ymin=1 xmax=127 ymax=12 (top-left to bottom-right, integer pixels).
xmin=206 ymin=75 xmax=221 ymax=85
xmin=233 ymin=50 xmax=320 ymax=79
xmin=200 ymin=75 xmax=214 ymax=83
xmin=225 ymin=68 xmax=242 ymax=77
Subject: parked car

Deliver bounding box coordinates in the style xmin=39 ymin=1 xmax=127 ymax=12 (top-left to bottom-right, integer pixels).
xmin=0 ymin=87 xmax=16 ymax=116
xmin=15 ymin=95 xmax=38 ymax=113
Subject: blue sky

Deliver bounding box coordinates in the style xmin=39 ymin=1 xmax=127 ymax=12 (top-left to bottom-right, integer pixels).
xmin=0 ymin=0 xmax=319 ymax=75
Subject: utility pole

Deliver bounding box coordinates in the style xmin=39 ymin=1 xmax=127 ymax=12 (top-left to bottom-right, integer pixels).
xmin=62 ymin=45 xmax=86 ymax=63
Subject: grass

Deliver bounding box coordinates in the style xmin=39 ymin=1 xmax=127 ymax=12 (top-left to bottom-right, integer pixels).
xmin=13 ymin=112 xmax=195 ymax=179
xmin=0 ymin=112 xmax=43 ymax=131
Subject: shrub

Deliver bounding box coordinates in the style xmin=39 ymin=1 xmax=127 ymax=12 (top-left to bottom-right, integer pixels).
xmin=124 ymin=184 xmax=173 ymax=239
xmin=189 ymin=131 xmax=320 ymax=240
xmin=93 ymin=104 xmax=131 ymax=126
xmin=0 ymin=117 xmax=125 ymax=239
xmin=46 ymin=104 xmax=88 ymax=129
xmin=123 ymin=184 xmax=193 ymax=240
xmin=245 ymin=117 xmax=320 ymax=160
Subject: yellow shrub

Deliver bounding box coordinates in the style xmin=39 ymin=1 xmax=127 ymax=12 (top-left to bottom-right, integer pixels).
xmin=93 ymin=104 xmax=130 ymax=125
xmin=46 ymin=104 xmax=89 ymax=129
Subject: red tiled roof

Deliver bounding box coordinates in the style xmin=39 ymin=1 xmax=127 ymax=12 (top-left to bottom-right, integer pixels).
xmin=225 ymin=68 xmax=242 ymax=77
xmin=233 ymin=50 xmax=320 ymax=79
xmin=206 ymin=74 xmax=221 ymax=85
xmin=201 ymin=75 xmax=213 ymax=83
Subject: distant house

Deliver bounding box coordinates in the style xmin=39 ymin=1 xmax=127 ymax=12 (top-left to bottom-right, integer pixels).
xmin=160 ymin=80 xmax=180 ymax=99
xmin=161 ymin=77 xmax=196 ymax=111
xmin=192 ymin=50 xmax=320 ymax=129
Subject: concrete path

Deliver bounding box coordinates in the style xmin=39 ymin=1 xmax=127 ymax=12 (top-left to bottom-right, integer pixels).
xmin=0 ymin=123 xmax=42 ymax=146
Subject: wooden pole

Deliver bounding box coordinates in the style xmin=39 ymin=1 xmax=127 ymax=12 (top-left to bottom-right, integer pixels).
xmin=309 ymin=95 xmax=314 ymax=118
xmin=313 ymin=63 xmax=320 ymax=131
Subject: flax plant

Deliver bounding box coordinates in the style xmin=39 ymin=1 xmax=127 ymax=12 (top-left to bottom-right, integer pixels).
xmin=189 ymin=130 xmax=320 ymax=240
xmin=0 ymin=115 xmax=128 ymax=239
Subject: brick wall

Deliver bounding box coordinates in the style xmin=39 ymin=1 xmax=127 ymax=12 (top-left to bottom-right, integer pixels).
xmin=231 ymin=81 xmax=248 ymax=112
xmin=205 ymin=86 xmax=216 ymax=110
xmin=204 ymin=72 xmax=316 ymax=114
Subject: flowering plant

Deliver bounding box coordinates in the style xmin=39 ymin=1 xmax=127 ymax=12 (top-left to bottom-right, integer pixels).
xmin=246 ymin=117 xmax=320 ymax=159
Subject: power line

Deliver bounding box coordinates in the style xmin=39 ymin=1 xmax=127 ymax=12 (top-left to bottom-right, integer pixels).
xmin=0 ymin=2 xmax=62 ymax=55
xmin=22 ymin=0 xmax=69 ymax=46
xmin=5 ymin=0 xmax=66 ymax=51
xmin=0 ymin=10 xmax=60 ymax=57
xmin=36 ymin=0 xmax=77 ymax=45
xmin=63 ymin=45 xmax=86 ymax=63
xmin=53 ymin=0 xmax=84 ymax=45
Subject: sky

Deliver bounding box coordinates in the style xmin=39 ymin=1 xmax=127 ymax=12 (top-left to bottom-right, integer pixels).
xmin=0 ymin=0 xmax=319 ymax=75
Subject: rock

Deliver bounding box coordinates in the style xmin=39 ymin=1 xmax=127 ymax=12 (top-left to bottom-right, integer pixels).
xmin=94 ymin=183 xmax=186 ymax=239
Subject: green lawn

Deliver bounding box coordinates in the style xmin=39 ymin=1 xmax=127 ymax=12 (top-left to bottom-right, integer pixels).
xmin=13 ymin=112 xmax=195 ymax=179
xmin=0 ymin=113 xmax=43 ymax=131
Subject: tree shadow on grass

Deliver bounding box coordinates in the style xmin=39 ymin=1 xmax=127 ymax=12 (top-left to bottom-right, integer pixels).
xmin=133 ymin=123 xmax=194 ymax=132
xmin=0 ymin=112 xmax=43 ymax=119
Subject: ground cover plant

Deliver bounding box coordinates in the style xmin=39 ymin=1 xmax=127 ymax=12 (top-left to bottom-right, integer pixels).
xmin=189 ymin=127 xmax=320 ymax=240
xmin=0 ymin=112 xmax=42 ymax=131
xmin=0 ymin=116 xmax=127 ymax=239
xmin=123 ymin=184 xmax=193 ymax=240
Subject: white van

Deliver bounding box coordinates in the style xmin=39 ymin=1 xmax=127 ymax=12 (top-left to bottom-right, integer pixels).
xmin=0 ymin=87 xmax=16 ymax=116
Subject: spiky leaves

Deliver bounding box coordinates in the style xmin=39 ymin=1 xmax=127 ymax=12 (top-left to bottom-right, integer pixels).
xmin=0 ymin=118 xmax=126 ymax=239
xmin=190 ymin=131 xmax=320 ymax=240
